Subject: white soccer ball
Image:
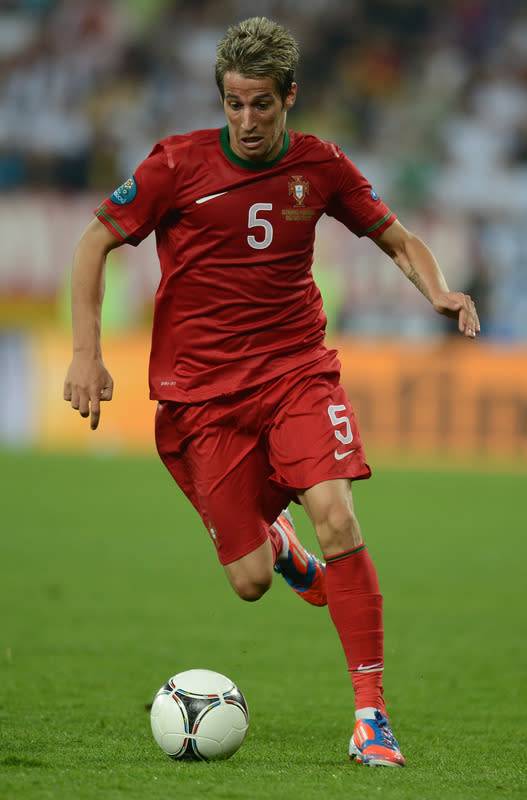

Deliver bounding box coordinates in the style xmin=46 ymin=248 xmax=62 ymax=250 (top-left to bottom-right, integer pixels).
xmin=150 ymin=669 xmax=249 ymax=761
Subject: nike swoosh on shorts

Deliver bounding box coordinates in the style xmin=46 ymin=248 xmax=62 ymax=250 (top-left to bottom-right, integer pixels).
xmin=334 ymin=448 xmax=357 ymax=460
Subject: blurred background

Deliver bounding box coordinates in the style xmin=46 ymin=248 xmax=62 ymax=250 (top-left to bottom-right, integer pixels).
xmin=1 ymin=0 xmax=526 ymax=462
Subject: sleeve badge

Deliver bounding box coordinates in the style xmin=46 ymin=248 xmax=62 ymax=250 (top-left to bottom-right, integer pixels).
xmin=111 ymin=176 xmax=137 ymax=205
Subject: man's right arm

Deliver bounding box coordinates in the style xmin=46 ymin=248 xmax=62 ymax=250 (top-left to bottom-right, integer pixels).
xmin=63 ymin=218 xmax=122 ymax=430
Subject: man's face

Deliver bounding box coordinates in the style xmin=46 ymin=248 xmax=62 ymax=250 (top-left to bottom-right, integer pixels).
xmin=222 ymin=72 xmax=297 ymax=162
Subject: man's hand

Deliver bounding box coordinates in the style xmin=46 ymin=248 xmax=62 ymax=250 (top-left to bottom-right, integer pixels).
xmin=432 ymin=291 xmax=480 ymax=338
xmin=63 ymin=357 xmax=114 ymax=430
xmin=374 ymin=222 xmax=481 ymax=339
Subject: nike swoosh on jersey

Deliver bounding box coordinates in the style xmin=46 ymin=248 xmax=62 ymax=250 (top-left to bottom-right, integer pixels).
xmin=334 ymin=448 xmax=357 ymax=460
xmin=195 ymin=191 xmax=228 ymax=205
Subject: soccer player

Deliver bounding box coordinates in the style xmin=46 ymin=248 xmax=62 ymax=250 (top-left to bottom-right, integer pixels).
xmin=63 ymin=17 xmax=479 ymax=767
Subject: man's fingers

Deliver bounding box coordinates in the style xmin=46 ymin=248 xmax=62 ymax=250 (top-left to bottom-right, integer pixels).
xmin=89 ymin=383 xmax=114 ymax=429
xmin=99 ymin=385 xmax=113 ymax=401
xmin=90 ymin=397 xmax=101 ymax=430
xmin=70 ymin=388 xmax=80 ymax=411
xmin=65 ymin=383 xmax=111 ymax=428
xmin=435 ymin=292 xmax=480 ymax=338
xmin=78 ymin=391 xmax=91 ymax=418
xmin=88 ymin=385 xmax=112 ymax=429
xmin=459 ymin=296 xmax=480 ymax=338
xmin=64 ymin=359 xmax=113 ymax=429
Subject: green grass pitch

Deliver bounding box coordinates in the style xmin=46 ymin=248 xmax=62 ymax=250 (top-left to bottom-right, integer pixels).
xmin=0 ymin=449 xmax=525 ymax=799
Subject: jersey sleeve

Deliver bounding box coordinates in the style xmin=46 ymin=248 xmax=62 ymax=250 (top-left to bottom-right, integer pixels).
xmin=326 ymin=147 xmax=396 ymax=238
xmin=94 ymin=142 xmax=176 ymax=246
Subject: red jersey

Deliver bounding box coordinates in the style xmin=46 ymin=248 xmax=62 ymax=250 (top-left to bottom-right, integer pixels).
xmin=95 ymin=127 xmax=395 ymax=402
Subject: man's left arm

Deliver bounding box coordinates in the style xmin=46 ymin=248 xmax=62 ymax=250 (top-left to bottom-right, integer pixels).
xmin=374 ymin=219 xmax=480 ymax=338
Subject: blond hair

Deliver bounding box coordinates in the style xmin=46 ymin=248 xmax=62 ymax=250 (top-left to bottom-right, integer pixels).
xmin=215 ymin=17 xmax=299 ymax=102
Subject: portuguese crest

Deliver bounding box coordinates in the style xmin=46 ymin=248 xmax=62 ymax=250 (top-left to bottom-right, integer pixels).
xmin=288 ymin=175 xmax=310 ymax=207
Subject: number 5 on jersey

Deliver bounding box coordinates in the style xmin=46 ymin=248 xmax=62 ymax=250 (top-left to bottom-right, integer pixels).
xmin=248 ymin=203 xmax=273 ymax=250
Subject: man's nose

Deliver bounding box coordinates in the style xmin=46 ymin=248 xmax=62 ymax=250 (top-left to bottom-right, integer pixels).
xmin=240 ymin=107 xmax=256 ymax=130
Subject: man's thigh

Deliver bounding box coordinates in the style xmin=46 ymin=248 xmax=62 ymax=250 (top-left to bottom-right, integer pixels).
xmin=268 ymin=372 xmax=372 ymax=492
xmin=155 ymin=401 xmax=290 ymax=565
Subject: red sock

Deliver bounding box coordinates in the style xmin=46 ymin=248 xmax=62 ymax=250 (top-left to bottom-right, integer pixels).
xmin=325 ymin=545 xmax=385 ymax=714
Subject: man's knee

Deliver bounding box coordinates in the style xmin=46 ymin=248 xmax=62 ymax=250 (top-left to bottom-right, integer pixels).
xmin=229 ymin=567 xmax=273 ymax=602
xmin=317 ymin=502 xmax=362 ymax=552
xmin=299 ymin=481 xmax=363 ymax=556
xmin=326 ymin=502 xmax=360 ymax=536
xmin=224 ymin=539 xmax=274 ymax=602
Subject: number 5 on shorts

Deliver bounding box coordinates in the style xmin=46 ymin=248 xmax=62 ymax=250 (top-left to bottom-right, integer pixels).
xmin=328 ymin=404 xmax=354 ymax=448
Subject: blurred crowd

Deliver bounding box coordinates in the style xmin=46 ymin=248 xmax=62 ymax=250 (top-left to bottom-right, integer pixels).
xmin=1 ymin=0 xmax=526 ymax=339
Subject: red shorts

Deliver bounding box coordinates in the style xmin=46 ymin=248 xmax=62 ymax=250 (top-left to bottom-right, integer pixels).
xmin=155 ymin=358 xmax=371 ymax=565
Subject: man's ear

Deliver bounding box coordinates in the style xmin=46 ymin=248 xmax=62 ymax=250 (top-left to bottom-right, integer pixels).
xmin=285 ymin=82 xmax=297 ymax=111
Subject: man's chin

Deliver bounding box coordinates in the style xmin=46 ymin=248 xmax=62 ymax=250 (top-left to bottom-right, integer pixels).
xmin=239 ymin=139 xmax=266 ymax=159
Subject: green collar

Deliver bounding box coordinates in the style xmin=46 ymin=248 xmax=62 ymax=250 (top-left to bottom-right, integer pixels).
xmin=220 ymin=126 xmax=290 ymax=170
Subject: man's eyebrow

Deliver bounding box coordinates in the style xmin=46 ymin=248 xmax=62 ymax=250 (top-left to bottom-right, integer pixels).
xmin=225 ymin=92 xmax=274 ymax=100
